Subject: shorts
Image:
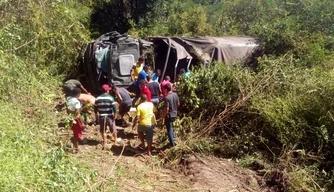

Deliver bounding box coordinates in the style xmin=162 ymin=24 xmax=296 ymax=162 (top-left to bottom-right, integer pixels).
xmin=151 ymin=98 xmax=159 ymax=107
xmin=137 ymin=125 xmax=154 ymax=143
xmin=99 ymin=116 xmax=116 ymax=133
xmin=119 ymin=103 xmax=132 ymax=116
xmin=71 ymin=118 xmax=83 ymax=139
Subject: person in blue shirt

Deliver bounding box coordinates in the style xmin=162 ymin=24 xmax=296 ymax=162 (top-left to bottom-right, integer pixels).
xmin=152 ymin=69 xmax=161 ymax=82
xmin=136 ymin=65 xmax=149 ymax=96
xmin=180 ymin=68 xmax=190 ymax=78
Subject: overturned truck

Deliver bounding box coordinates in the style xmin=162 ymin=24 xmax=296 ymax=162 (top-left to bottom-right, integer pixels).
xmin=78 ymin=31 xmax=259 ymax=93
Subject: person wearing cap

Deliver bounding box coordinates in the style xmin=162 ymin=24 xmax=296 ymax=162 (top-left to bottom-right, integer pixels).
xmin=130 ymin=57 xmax=144 ymax=82
xmin=66 ymin=87 xmax=84 ymax=153
xmin=62 ymin=79 xmax=90 ymax=97
xmin=163 ymin=83 xmax=180 ymax=147
xmin=132 ymin=94 xmax=156 ymax=156
xmin=94 ymin=84 xmax=121 ymax=149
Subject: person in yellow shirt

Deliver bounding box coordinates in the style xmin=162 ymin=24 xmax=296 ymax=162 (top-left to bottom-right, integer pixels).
xmin=130 ymin=57 xmax=144 ymax=81
xmin=132 ymin=94 xmax=156 ymax=156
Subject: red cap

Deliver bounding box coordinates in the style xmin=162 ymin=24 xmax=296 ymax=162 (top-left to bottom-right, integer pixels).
xmin=101 ymin=84 xmax=111 ymax=92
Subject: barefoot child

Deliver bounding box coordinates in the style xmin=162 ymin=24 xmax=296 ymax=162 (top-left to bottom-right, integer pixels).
xmin=66 ymin=87 xmax=84 ymax=153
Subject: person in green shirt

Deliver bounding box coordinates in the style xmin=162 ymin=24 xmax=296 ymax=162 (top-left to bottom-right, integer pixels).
xmin=62 ymin=79 xmax=90 ymax=96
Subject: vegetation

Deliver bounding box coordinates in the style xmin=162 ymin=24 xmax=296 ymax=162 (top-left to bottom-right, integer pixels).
xmin=2 ymin=0 xmax=334 ymax=191
xmin=0 ymin=0 xmax=96 ymax=190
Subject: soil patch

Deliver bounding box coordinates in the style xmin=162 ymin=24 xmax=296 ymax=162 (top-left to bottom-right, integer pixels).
xmin=178 ymin=155 xmax=270 ymax=192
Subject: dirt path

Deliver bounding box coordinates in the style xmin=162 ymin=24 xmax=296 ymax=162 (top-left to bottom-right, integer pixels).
xmin=55 ymin=99 xmax=268 ymax=192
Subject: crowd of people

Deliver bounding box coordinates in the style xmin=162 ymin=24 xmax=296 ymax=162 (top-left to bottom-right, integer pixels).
xmin=63 ymin=58 xmax=188 ymax=156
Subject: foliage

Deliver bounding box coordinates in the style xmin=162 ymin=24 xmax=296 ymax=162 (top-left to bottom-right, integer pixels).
xmin=0 ymin=54 xmax=97 ymax=191
xmin=128 ymin=0 xmax=214 ymax=37
xmin=0 ymin=0 xmax=91 ymax=75
xmin=2 ymin=0 xmax=334 ymax=190
xmin=0 ymin=0 xmax=97 ymax=191
xmin=90 ymin=0 xmax=157 ymax=38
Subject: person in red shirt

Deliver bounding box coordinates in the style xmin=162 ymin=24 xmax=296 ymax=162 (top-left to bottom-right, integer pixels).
xmin=139 ymin=79 xmax=151 ymax=102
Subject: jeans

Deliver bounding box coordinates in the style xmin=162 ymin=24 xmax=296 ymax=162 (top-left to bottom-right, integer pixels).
xmin=165 ymin=117 xmax=176 ymax=147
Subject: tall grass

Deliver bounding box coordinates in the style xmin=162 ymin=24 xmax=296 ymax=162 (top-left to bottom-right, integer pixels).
xmin=0 ymin=0 xmax=98 ymax=190
xmin=0 ymin=52 xmax=97 ymax=191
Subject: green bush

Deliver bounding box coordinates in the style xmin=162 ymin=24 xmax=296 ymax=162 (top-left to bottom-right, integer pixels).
xmin=173 ymin=55 xmax=334 ymax=190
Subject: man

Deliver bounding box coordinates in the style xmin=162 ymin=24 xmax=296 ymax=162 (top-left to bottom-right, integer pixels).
xmin=146 ymin=75 xmax=161 ymax=107
xmin=179 ymin=68 xmax=190 ymax=78
xmin=132 ymin=94 xmax=156 ymax=156
xmin=152 ymin=69 xmax=161 ymax=82
xmin=139 ymin=79 xmax=151 ymax=102
xmin=160 ymin=76 xmax=172 ymax=99
xmin=78 ymin=93 xmax=96 ymax=124
xmin=163 ymin=83 xmax=180 ymax=147
xmin=94 ymin=84 xmax=121 ymax=149
xmin=136 ymin=65 xmax=149 ymax=96
xmin=62 ymin=79 xmax=90 ymax=96
xmin=111 ymin=85 xmax=133 ymax=127
xmin=130 ymin=57 xmax=144 ymax=82
xmin=66 ymin=88 xmax=84 ymax=153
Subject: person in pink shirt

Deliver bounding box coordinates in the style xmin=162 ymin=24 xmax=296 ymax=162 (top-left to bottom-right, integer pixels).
xmin=158 ymin=76 xmax=173 ymax=126
xmin=160 ymin=76 xmax=172 ymax=99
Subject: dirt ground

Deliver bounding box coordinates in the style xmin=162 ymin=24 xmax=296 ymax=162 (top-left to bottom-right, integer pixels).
xmin=55 ymin=100 xmax=269 ymax=192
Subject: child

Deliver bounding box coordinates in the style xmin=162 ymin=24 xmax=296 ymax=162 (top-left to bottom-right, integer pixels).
xmin=66 ymin=87 xmax=84 ymax=153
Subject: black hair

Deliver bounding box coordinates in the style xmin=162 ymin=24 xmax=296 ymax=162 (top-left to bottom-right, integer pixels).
xmin=180 ymin=68 xmax=186 ymax=74
xmin=71 ymin=87 xmax=81 ymax=97
xmin=140 ymin=94 xmax=148 ymax=101
xmin=143 ymin=65 xmax=149 ymax=71
xmin=111 ymin=84 xmax=117 ymax=90
xmin=139 ymin=79 xmax=146 ymax=85
xmin=147 ymin=75 xmax=152 ymax=81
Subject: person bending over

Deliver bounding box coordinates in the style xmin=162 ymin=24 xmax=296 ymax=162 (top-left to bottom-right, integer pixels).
xmin=62 ymin=79 xmax=90 ymax=97
xmin=111 ymin=85 xmax=134 ymax=126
